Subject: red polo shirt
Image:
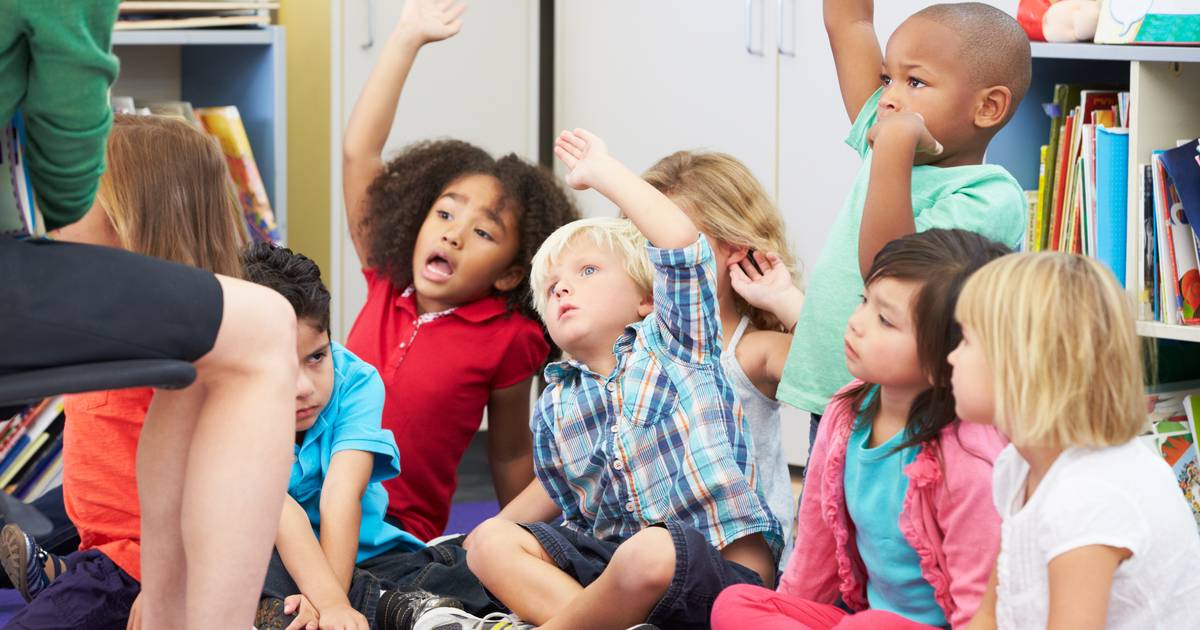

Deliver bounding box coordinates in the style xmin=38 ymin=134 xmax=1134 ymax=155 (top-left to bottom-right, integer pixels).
xmin=345 ymin=268 xmax=548 ymax=540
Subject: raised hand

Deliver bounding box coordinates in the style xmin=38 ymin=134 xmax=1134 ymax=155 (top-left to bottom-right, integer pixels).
xmin=553 ymin=128 xmax=613 ymax=192
xmin=730 ymin=251 xmax=805 ymax=330
xmin=397 ymin=0 xmax=467 ymax=46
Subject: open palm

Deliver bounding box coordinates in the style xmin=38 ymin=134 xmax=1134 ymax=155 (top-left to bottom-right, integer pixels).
xmin=399 ymin=0 xmax=466 ymax=45
xmin=553 ymin=128 xmax=610 ymax=191
xmin=730 ymin=251 xmax=795 ymax=311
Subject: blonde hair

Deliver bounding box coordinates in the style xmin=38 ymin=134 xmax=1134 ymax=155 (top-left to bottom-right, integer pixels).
xmin=642 ymin=151 xmax=798 ymax=332
xmin=955 ymin=252 xmax=1144 ymax=449
xmin=529 ymin=217 xmax=652 ymax=318
xmin=97 ymin=114 xmax=248 ymax=278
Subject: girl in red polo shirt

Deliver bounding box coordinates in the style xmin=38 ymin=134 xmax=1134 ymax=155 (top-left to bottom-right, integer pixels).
xmin=342 ymin=0 xmax=578 ymax=541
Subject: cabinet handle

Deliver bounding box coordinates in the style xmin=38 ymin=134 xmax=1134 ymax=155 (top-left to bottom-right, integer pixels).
xmin=778 ymin=0 xmax=796 ymax=57
xmin=745 ymin=0 xmax=763 ymax=56
xmin=361 ymin=0 xmax=375 ymax=50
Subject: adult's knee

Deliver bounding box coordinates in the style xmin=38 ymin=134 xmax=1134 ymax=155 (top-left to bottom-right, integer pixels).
xmin=609 ymin=527 xmax=675 ymax=595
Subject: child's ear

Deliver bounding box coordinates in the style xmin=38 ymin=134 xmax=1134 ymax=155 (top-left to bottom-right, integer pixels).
xmin=493 ymin=265 xmax=526 ymax=293
xmin=636 ymin=294 xmax=654 ymax=318
xmin=722 ymin=244 xmax=751 ymax=266
xmin=974 ymin=85 xmax=1014 ymax=130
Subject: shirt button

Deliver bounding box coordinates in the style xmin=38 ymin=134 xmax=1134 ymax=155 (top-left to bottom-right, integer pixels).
xmin=613 ymin=460 xmax=624 ymax=471
xmin=606 ymin=382 xmax=616 ymax=392
xmin=610 ymin=424 xmax=619 ymax=433
xmin=399 ymin=342 xmax=406 ymax=348
xmin=625 ymin=502 xmax=635 ymax=512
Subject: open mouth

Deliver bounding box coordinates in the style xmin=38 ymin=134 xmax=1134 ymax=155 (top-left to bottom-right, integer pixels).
xmin=423 ymin=252 xmax=455 ymax=280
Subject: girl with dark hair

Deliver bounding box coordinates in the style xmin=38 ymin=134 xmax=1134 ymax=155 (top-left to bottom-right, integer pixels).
xmin=712 ymin=228 xmax=1011 ymax=630
xmin=341 ymin=0 xmax=578 ymax=542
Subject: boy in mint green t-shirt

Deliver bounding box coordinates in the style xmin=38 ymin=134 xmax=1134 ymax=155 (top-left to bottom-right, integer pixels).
xmin=778 ymin=1 xmax=1031 ymax=424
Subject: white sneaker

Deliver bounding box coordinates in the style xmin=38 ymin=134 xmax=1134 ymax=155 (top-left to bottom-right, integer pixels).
xmin=413 ymin=607 xmax=533 ymax=630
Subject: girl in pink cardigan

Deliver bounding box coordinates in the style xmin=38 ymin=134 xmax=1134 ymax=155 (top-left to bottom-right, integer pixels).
xmin=712 ymin=229 xmax=1009 ymax=630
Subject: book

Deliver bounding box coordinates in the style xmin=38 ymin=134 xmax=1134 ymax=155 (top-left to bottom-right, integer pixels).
xmin=1095 ymin=126 xmax=1130 ymax=284
xmin=0 ymin=114 xmax=43 ymax=238
xmin=119 ymin=2 xmax=279 ymax=11
xmin=0 ymin=433 xmax=49 ymax=488
xmin=11 ymin=433 xmax=62 ymax=500
xmin=1032 ymin=144 xmax=1049 ymax=251
xmin=1159 ymin=139 xmax=1200 ymax=233
xmin=1176 ymin=395 xmax=1200 ymax=531
xmin=1095 ymin=0 xmax=1200 ymax=44
xmin=195 ymin=106 xmax=279 ymax=243
xmin=114 ymin=14 xmax=269 ymax=31
xmin=25 ymin=454 xmax=63 ymax=502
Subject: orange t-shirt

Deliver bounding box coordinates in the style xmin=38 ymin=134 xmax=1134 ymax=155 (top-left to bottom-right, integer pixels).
xmin=62 ymin=388 xmax=150 ymax=582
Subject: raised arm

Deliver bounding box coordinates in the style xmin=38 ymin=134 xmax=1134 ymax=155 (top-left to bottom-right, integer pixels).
xmin=342 ymin=0 xmax=465 ymax=268
xmin=553 ymin=129 xmax=698 ymax=249
xmin=824 ymin=0 xmax=884 ymax=122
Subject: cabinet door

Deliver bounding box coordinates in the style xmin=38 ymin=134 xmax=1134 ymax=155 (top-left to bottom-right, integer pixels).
xmin=555 ymin=0 xmax=779 ymax=217
xmin=331 ymin=0 xmax=538 ymax=338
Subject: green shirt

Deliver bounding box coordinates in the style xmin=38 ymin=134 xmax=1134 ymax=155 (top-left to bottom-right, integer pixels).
xmin=777 ymin=89 xmax=1026 ymax=415
xmin=0 ymin=0 xmax=121 ymax=230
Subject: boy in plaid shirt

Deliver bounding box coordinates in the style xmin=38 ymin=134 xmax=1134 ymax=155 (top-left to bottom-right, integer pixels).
xmin=415 ymin=129 xmax=781 ymax=630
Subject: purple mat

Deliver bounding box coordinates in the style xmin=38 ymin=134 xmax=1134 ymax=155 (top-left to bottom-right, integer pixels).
xmin=444 ymin=500 xmax=499 ymax=535
xmin=0 ymin=588 xmax=24 ymax=625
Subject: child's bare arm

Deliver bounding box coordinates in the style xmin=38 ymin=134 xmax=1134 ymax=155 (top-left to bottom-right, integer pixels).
xmin=276 ymin=495 xmax=365 ymax=627
xmin=486 ymin=377 xmax=537 ymax=507
xmin=1045 ymin=545 xmax=1129 ymax=630
xmin=318 ymin=450 xmax=374 ymax=591
xmin=824 ymin=0 xmax=883 ymax=122
xmin=554 ymin=129 xmax=698 ymax=249
xmin=858 ymin=113 xmax=942 ymax=277
xmin=342 ymin=0 xmax=465 ymax=268
xmin=733 ymin=330 xmax=791 ymax=398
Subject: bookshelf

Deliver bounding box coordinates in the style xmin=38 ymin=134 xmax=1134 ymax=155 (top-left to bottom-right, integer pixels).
xmin=111 ymin=26 xmax=288 ymax=240
xmin=989 ymin=44 xmax=1200 ymax=343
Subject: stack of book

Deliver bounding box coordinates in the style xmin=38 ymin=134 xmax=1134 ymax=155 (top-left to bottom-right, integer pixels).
xmin=1026 ymin=85 xmax=1131 ymax=286
xmin=116 ymin=1 xmax=278 ymax=31
xmin=0 ymin=113 xmax=44 ymax=239
xmin=1138 ymin=139 xmax=1200 ymax=326
xmin=1144 ymin=382 xmax=1200 ymax=535
xmin=112 ymin=96 xmax=280 ymax=243
xmin=0 ymin=399 xmax=66 ymax=503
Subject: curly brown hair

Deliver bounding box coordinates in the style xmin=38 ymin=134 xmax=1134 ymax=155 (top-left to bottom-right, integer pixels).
xmin=362 ymin=139 xmax=579 ymax=321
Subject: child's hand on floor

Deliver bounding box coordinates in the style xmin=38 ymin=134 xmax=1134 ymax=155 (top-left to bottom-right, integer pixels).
xmin=554 ymin=128 xmax=616 ymax=192
xmin=313 ymin=604 xmax=370 ymax=630
xmin=867 ymin=111 xmax=943 ymax=157
xmin=397 ymin=0 xmax=466 ymax=46
xmin=729 ymin=251 xmax=805 ymax=330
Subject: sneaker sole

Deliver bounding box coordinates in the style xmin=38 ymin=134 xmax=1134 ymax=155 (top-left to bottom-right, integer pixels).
xmin=0 ymin=524 xmax=32 ymax=602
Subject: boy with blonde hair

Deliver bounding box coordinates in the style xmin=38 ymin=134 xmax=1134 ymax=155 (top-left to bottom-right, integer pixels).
xmin=415 ymin=129 xmax=781 ymax=630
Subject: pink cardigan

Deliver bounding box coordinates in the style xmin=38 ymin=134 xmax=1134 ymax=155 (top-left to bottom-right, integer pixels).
xmin=778 ymin=382 xmax=1005 ymax=629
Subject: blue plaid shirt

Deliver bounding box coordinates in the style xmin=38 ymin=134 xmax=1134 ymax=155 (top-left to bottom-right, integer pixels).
xmin=532 ymin=236 xmax=783 ymax=557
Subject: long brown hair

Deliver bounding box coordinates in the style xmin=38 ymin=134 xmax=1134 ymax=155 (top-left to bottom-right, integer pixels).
xmin=839 ymin=229 xmax=1010 ymax=450
xmin=96 ymin=114 xmax=247 ymax=278
xmin=642 ymin=151 xmax=799 ymax=332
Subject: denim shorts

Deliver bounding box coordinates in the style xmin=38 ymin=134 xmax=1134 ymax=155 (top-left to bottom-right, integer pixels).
xmin=521 ymin=521 xmax=763 ymax=630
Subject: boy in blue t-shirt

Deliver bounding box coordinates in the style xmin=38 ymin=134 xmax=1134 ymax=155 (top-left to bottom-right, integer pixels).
xmin=243 ymin=243 xmax=430 ymax=630
xmin=777 ymin=1 xmax=1033 ymax=432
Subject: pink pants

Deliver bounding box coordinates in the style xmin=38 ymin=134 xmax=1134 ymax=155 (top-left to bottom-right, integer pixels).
xmin=711 ymin=584 xmax=943 ymax=630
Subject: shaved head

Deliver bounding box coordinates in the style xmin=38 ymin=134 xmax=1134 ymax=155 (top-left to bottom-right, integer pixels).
xmin=912 ymin=2 xmax=1032 ymax=111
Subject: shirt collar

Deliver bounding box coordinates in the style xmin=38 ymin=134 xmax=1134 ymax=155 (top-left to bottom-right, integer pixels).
xmin=543 ymin=324 xmax=640 ymax=385
xmin=394 ymin=286 xmax=512 ymax=324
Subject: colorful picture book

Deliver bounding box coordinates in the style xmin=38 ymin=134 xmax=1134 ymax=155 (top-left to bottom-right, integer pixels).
xmin=196 ymin=106 xmax=280 ymax=243
xmin=0 ymin=113 xmax=44 ymax=238
xmin=0 ymin=398 xmax=66 ymax=503
xmin=1139 ymin=140 xmax=1200 ymax=325
xmin=1096 ymin=0 xmax=1200 ymax=44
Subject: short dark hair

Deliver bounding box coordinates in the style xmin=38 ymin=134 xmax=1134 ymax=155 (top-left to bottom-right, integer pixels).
xmin=915 ymin=2 xmax=1032 ymax=114
xmin=361 ymin=139 xmax=580 ymax=320
xmin=838 ymin=228 xmax=1012 ymax=451
xmin=242 ymin=242 xmax=331 ymax=333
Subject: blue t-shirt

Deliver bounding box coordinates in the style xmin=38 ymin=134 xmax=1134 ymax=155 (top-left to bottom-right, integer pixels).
xmin=289 ymin=342 xmax=424 ymax=561
xmin=843 ymin=399 xmax=947 ymax=628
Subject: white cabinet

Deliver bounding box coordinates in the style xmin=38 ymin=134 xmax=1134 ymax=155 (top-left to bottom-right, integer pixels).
xmin=554 ymin=0 xmax=778 ymax=218
xmin=330 ymin=0 xmax=539 ymax=337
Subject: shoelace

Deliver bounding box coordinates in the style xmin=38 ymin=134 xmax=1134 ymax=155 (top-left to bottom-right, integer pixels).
xmin=474 ymin=612 xmax=530 ymax=630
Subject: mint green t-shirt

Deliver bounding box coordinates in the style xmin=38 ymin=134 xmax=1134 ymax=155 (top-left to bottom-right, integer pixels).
xmin=777 ymin=89 xmax=1026 ymax=415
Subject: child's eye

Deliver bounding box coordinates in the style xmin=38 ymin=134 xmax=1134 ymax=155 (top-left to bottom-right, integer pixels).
xmin=880 ymin=74 xmax=892 ymax=86
xmin=878 ymin=314 xmax=893 ymax=328
xmin=581 ymin=265 xmax=598 ymax=277
xmin=858 ymin=293 xmax=867 ymax=304
xmin=546 ymin=282 xmax=556 ymax=296
xmin=474 ymin=228 xmax=494 ymax=241
xmin=436 ymin=210 xmax=451 ymax=220
xmin=307 ymin=352 xmax=326 ymax=364
xmin=908 ymin=77 xmax=926 ymax=88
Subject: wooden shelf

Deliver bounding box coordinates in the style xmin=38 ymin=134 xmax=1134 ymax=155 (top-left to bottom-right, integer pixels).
xmin=113 ymin=27 xmax=275 ymax=46
xmin=1137 ymin=321 xmax=1200 ymax=343
xmin=1031 ymin=42 xmax=1200 ymax=63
